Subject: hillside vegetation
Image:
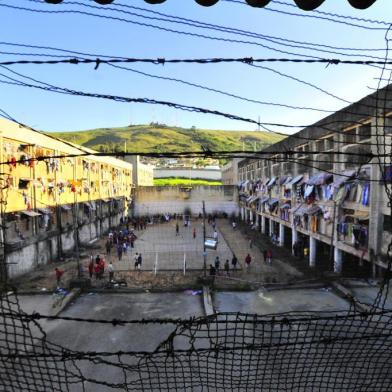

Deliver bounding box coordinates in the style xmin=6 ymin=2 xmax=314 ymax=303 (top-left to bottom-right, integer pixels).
xmin=50 ymin=125 xmax=284 ymax=153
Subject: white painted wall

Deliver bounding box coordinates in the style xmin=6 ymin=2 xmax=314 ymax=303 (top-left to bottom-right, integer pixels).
xmin=134 ymin=185 xmax=238 ymax=216
xmin=154 ymin=168 xmax=222 ymax=181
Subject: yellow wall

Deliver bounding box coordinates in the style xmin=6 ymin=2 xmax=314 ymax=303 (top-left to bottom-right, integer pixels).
xmin=0 ymin=119 xmax=133 ymax=213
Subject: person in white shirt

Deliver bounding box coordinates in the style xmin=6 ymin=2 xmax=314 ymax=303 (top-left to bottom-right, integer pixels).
xmin=108 ymin=262 xmax=114 ymax=282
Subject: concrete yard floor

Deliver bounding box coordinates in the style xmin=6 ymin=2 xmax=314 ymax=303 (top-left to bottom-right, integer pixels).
xmin=14 ymin=292 xmax=205 ymax=392
xmin=110 ymin=218 xmax=233 ymax=271
xmin=213 ymin=288 xmax=351 ymax=314
xmin=348 ymin=284 xmax=392 ymax=309
xmin=7 ymin=287 xmax=392 ymax=391
xmin=17 ymin=292 xmax=204 ymax=349
xmin=14 ymin=218 xmax=307 ymax=292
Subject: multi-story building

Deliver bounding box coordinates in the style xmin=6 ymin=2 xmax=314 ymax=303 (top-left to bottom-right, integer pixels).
xmin=222 ymin=158 xmax=240 ymax=185
xmin=0 ymin=118 xmax=133 ymax=280
xmin=236 ymin=86 xmax=392 ymax=278
xmin=125 ymin=155 xmax=154 ymax=186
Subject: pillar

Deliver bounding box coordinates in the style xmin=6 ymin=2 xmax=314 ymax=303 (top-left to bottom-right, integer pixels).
xmin=292 ymin=227 xmax=298 ymax=256
xmin=249 ymin=210 xmax=254 ymax=224
xmin=279 ymin=223 xmax=285 ymax=247
xmin=333 ymin=247 xmax=343 ymax=274
xmin=241 ymin=208 xmax=245 ymax=221
xmin=261 ymin=215 xmax=266 ymax=234
xmin=269 ymin=219 xmax=274 ymax=237
xmin=309 ymin=237 xmax=316 ymax=268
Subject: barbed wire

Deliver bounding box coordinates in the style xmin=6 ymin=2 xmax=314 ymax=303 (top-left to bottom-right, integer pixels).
xmin=0 ymin=68 xmax=390 ymax=147
xmin=21 ymin=0 xmax=391 ymax=61
xmin=260 ymin=0 xmax=390 ymax=26
xmin=225 ymin=0 xmax=388 ymax=31
xmin=2 ymin=56 xmax=392 ymax=67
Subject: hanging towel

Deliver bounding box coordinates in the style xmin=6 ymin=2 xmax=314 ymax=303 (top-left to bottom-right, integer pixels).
xmin=362 ymin=183 xmax=370 ymax=206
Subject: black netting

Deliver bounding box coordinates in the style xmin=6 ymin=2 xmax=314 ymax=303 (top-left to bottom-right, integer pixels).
xmin=1 ymin=287 xmax=392 ymax=391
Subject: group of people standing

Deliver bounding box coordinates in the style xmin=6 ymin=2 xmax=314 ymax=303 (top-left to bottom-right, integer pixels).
xmin=210 ymin=253 xmax=246 ymax=277
xmin=106 ymin=229 xmax=138 ymax=261
xmin=88 ymin=254 xmax=114 ymax=281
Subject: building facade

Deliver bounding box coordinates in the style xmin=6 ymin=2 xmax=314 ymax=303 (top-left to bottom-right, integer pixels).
xmin=125 ymin=155 xmax=154 ymax=186
xmin=235 ymin=86 xmax=392 ymax=277
xmin=0 ymin=118 xmax=133 ymax=280
xmin=222 ymin=158 xmax=240 ymax=185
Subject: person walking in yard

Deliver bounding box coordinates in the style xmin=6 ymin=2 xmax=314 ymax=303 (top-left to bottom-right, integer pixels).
xmin=94 ymin=261 xmax=101 ymax=280
xmin=267 ymin=249 xmax=273 ymax=265
xmin=134 ymin=253 xmax=139 ymax=270
xmin=232 ymin=221 xmax=236 ymax=230
xmin=231 ymin=254 xmax=238 ymax=270
xmin=209 ymin=264 xmax=216 ymax=286
xmin=245 ymin=254 xmax=252 ymax=269
xmin=193 ymin=227 xmax=196 ymax=239
xmin=224 ymin=259 xmax=230 ymax=276
xmin=108 ymin=261 xmax=114 ymax=282
xmin=105 ymin=239 xmax=112 ymax=255
xmin=248 ymin=238 xmax=253 ymax=249
xmin=88 ymin=258 xmax=94 ymax=279
xmin=99 ymin=258 xmax=105 ymax=279
xmin=175 ymin=222 xmax=179 ymax=236
xmin=213 ymin=230 xmax=218 ymax=241
xmin=137 ymin=253 xmax=143 ymax=269
xmin=117 ymin=243 xmax=123 ymax=261
xmin=54 ymin=268 xmax=64 ymax=287
xmin=214 ymin=256 xmax=220 ymax=272
xmin=263 ymin=250 xmax=268 ymax=264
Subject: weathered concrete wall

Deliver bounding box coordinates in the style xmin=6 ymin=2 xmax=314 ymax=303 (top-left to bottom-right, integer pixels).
xmin=61 ymin=231 xmax=75 ymax=252
xmin=101 ymin=217 xmax=110 ymax=233
xmin=37 ymin=239 xmax=54 ymax=266
xmin=134 ymin=186 xmax=239 ymax=216
xmin=6 ymin=204 xmax=126 ymax=280
xmin=7 ymin=244 xmax=38 ymax=278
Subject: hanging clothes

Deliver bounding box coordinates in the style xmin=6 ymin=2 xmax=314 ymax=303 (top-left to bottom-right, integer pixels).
xmin=362 ymin=183 xmax=370 ymax=206
xmin=304 ymin=185 xmax=314 ymax=198
xmin=348 ymin=184 xmax=357 ymax=202
xmin=310 ymin=216 xmax=318 ymax=233
xmin=356 ymin=183 xmax=364 ymax=204
xmin=296 ymin=185 xmax=302 ymax=203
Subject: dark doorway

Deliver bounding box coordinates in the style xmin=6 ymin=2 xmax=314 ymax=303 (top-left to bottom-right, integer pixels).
xmin=284 ymin=225 xmax=292 ymax=250
xmin=316 ymin=240 xmax=333 ymax=272
xmin=264 ymin=217 xmax=270 ymax=236
xmin=342 ymin=251 xmax=372 ymax=278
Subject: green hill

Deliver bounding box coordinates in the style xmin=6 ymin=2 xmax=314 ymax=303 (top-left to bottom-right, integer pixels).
xmin=50 ymin=125 xmax=284 ymax=153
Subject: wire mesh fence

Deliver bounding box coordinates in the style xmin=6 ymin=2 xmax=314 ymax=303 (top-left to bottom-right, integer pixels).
xmin=2 ymin=286 xmax=392 ymax=391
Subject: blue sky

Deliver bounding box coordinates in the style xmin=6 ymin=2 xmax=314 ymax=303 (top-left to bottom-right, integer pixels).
xmin=0 ymin=0 xmax=391 ymax=133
